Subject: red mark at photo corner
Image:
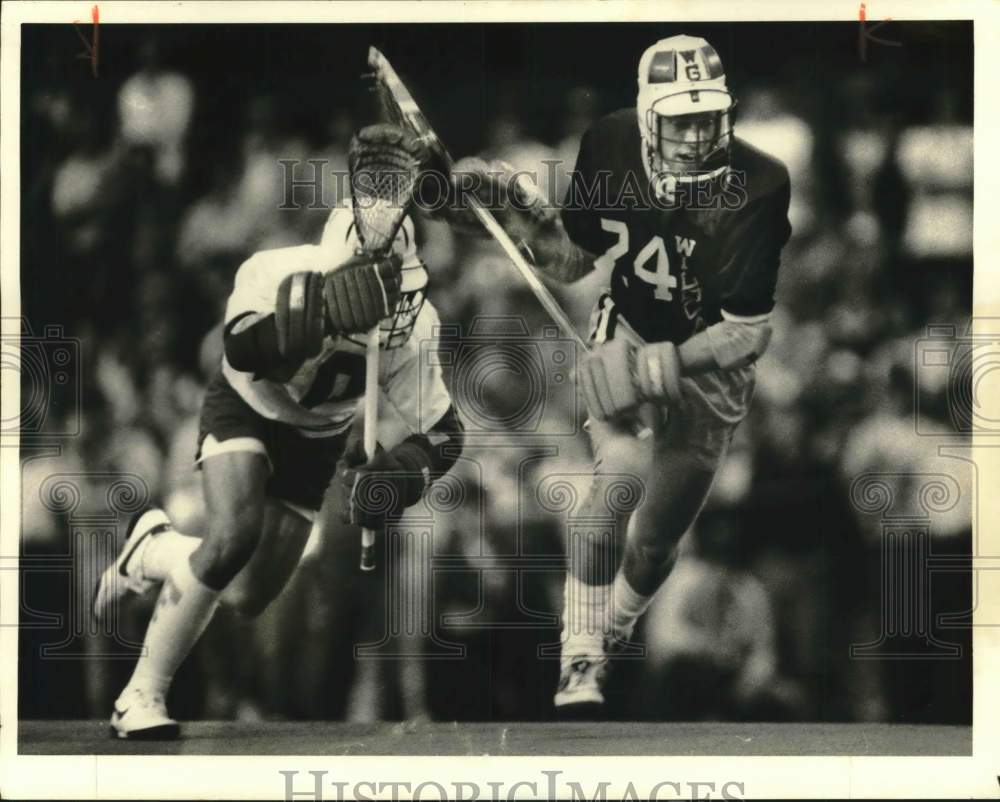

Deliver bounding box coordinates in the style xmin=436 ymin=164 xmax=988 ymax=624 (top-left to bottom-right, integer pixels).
xmin=858 ymin=2 xmax=901 ymax=63
xmin=73 ymin=5 xmax=100 ymax=78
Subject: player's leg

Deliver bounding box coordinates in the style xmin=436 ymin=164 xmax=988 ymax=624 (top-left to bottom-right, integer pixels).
xmin=223 ymin=424 xmax=348 ymax=617
xmin=555 ymin=413 xmax=651 ymax=709
xmin=610 ymin=367 xmax=754 ymax=643
xmin=608 ymin=431 xmax=722 ymax=641
xmin=93 ymin=507 xmax=202 ymax=622
xmin=110 ymin=448 xmax=268 ymax=739
xmin=223 ymin=499 xmax=314 ymax=618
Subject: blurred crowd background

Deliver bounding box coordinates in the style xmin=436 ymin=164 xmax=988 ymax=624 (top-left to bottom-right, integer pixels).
xmin=18 ymin=23 xmax=973 ymax=726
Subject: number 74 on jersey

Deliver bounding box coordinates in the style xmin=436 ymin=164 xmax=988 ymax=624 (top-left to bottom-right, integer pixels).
xmin=595 ymin=217 xmax=696 ymax=302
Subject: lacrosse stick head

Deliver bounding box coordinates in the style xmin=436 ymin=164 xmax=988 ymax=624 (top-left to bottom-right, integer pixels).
xmin=341 ymin=125 xmax=429 ymax=349
xmin=367 ymin=48 xmax=454 ymax=169
xmin=347 ymin=123 xmax=424 ymax=256
xmin=367 ymin=47 xmax=415 ymax=129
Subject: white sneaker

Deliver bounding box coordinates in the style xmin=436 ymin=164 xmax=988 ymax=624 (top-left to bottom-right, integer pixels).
xmin=93 ymin=507 xmax=171 ymax=623
xmin=109 ymin=686 xmax=180 ymax=740
xmin=554 ymin=639 xmax=610 ymax=709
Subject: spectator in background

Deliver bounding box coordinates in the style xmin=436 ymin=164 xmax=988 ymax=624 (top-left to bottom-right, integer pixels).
xmin=639 ymin=519 xmax=804 ymax=722
xmin=176 ymin=95 xmax=311 ymax=293
xmin=117 ymin=39 xmax=197 ymax=323
xmin=175 ymin=150 xmax=253 ymax=300
xmin=841 ymin=343 xmax=973 ymax=724
xmin=551 ymin=86 xmax=601 ymax=208
xmin=117 ymin=38 xmax=194 ymax=188
xmin=484 ymin=110 xmax=558 ymax=204
xmin=231 ymin=96 xmax=312 ymax=250
xmin=50 ymin=107 xmax=134 ymax=335
xmin=895 ymin=92 xmax=972 ymax=262
xmin=737 ymin=88 xmax=815 ymax=236
xmin=304 ymin=109 xmax=356 ymax=237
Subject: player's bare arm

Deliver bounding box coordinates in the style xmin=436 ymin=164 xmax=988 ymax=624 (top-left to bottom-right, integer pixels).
xmin=442 ymin=157 xmax=597 ymax=284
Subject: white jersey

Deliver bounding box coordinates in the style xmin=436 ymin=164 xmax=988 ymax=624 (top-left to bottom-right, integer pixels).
xmin=221 ymin=206 xmax=451 ymax=447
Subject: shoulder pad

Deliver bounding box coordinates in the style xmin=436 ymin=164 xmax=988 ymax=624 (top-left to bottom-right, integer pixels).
xmin=730 ymin=137 xmax=791 ymax=205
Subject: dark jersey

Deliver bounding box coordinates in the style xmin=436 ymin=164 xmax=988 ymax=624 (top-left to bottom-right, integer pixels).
xmin=561 ymin=108 xmax=792 ymax=344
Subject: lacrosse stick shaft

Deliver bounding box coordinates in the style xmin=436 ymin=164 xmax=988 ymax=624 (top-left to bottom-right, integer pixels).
xmin=471 ymin=202 xmax=588 ymax=349
xmin=462 ymin=201 xmax=653 ymax=440
xmin=368 ymin=47 xmax=651 ymax=440
xmin=359 ymin=327 xmax=380 ymax=572
xmin=348 ymin=122 xmax=423 ymax=571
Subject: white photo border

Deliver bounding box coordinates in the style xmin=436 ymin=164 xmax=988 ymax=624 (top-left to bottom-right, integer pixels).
xmin=2 ymin=1 xmax=998 ymax=798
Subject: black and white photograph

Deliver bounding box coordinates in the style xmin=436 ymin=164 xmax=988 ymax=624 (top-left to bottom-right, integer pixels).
xmin=1 ymin=1 xmax=996 ymax=798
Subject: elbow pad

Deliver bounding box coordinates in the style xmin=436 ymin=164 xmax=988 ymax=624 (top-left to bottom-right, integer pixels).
xmin=705 ymin=319 xmax=773 ymax=371
xmin=224 ymin=312 xmax=291 ymax=380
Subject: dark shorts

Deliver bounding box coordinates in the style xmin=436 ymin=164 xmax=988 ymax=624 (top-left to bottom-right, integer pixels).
xmin=196 ymin=371 xmax=349 ymax=513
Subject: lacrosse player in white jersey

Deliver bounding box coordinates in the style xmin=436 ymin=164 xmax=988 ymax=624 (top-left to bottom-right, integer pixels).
xmin=93 ymin=127 xmax=463 ymax=739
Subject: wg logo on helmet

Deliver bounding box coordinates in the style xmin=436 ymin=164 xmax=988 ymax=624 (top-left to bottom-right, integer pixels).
xmin=680 ymin=49 xmax=703 ymax=81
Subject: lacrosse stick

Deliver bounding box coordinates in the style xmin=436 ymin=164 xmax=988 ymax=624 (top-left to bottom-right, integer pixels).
xmin=367 ymin=47 xmax=651 ymax=440
xmin=347 ymin=125 xmax=423 ymax=571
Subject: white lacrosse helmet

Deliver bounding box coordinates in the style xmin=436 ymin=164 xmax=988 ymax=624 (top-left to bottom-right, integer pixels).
xmin=637 ymin=35 xmax=736 ymax=202
xmin=320 ymin=201 xmax=429 ymax=350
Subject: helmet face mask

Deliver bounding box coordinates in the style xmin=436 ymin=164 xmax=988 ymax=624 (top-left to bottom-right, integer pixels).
xmin=636 ymin=36 xmax=736 ymax=203
xmin=648 ymin=104 xmax=731 ymax=174
xmin=379 ymin=274 xmax=427 ymax=350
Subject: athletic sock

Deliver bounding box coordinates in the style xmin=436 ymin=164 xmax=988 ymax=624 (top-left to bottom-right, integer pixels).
xmin=611 ymin=571 xmax=654 ymax=641
xmin=561 ymin=573 xmax=612 ymax=659
xmin=139 ymin=529 xmax=201 ymax=582
xmin=121 ymin=556 xmax=220 ymax=700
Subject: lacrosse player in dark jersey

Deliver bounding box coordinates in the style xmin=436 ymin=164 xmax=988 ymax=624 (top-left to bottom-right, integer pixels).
xmin=449 ymin=35 xmax=791 ymax=713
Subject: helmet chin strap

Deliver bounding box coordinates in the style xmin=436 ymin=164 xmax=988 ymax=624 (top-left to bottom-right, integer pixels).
xmin=642 ymin=140 xmax=731 ymax=204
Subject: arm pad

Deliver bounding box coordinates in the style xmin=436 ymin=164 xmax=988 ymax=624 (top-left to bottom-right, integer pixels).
xmin=704 ymin=319 xmax=773 ymax=371
xmin=224 ymin=312 xmax=295 ymax=382
xmin=634 ymin=319 xmax=772 ymax=405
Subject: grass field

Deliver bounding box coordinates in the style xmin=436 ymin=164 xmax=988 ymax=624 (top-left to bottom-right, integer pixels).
xmin=18 ymin=720 xmax=972 ymax=756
